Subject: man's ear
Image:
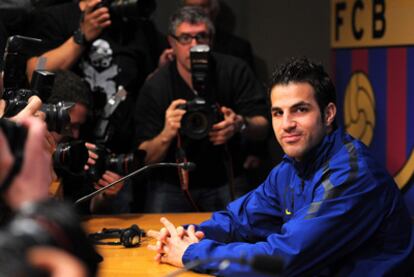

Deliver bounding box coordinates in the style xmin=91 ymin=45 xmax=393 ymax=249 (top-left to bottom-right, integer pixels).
xmin=324 ymin=103 xmax=337 ymax=127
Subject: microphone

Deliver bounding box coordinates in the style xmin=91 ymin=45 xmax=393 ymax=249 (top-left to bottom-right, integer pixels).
xmin=74 ymin=162 xmax=196 ymax=205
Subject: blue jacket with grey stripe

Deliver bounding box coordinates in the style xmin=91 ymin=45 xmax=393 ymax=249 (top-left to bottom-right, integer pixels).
xmin=182 ymin=128 xmax=414 ymax=276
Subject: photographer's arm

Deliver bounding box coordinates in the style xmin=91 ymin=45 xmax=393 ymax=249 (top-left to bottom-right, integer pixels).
xmin=26 ymin=39 xmax=85 ymax=81
xmin=26 ymin=0 xmax=111 ymax=81
xmin=138 ymin=99 xmax=186 ymax=164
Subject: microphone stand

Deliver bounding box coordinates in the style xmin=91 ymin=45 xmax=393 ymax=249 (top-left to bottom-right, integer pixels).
xmin=75 ymin=162 xmax=194 ymax=205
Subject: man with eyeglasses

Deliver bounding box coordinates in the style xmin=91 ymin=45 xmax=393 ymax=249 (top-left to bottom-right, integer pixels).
xmin=134 ymin=6 xmax=269 ymax=212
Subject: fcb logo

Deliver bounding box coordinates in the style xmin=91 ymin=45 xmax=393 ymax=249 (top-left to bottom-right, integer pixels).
xmin=340 ymin=65 xmax=414 ymax=191
xmin=333 ymin=47 xmax=414 ymax=215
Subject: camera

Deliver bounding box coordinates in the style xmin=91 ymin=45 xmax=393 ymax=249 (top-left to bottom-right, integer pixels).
xmin=178 ymin=44 xmax=221 ymax=140
xmin=53 ymin=141 xmax=89 ymax=174
xmin=1 ymin=35 xmax=74 ymax=135
xmin=0 ymin=200 xmax=101 ymax=276
xmin=95 ymin=0 xmax=156 ymax=21
xmin=87 ymin=146 xmax=146 ymax=182
xmin=178 ymin=97 xmax=221 ymax=140
xmin=2 ymin=87 xmax=74 ymax=134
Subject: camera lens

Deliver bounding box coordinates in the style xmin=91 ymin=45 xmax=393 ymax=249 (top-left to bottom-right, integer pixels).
xmin=41 ymin=101 xmax=74 ymax=134
xmin=106 ymin=149 xmax=145 ymax=176
xmin=184 ymin=111 xmax=210 ymax=139
xmin=53 ymin=141 xmax=88 ymax=174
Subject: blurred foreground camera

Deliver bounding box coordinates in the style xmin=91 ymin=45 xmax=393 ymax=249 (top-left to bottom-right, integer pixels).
xmin=0 ymin=200 xmax=101 ymax=276
xmin=53 ymin=141 xmax=89 ymax=174
xmin=88 ymin=146 xmax=146 ymax=182
xmin=96 ymin=0 xmax=156 ymax=21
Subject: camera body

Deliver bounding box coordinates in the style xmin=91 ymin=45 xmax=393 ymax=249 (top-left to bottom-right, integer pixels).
xmin=87 ymin=146 xmax=145 ymax=182
xmin=178 ymin=44 xmax=221 ymax=140
xmin=95 ymin=0 xmax=156 ymax=21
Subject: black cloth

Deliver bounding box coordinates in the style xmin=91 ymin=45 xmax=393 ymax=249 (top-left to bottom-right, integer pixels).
xmin=27 ymin=2 xmax=164 ymax=153
xmin=212 ymin=29 xmax=255 ymax=72
xmin=134 ymin=53 xmax=268 ymax=189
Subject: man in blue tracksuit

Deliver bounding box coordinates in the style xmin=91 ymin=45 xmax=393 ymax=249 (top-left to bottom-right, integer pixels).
xmin=148 ymin=57 xmax=414 ymax=276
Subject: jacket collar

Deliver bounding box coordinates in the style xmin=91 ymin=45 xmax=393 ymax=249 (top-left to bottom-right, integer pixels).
xmin=283 ymin=128 xmax=344 ymax=178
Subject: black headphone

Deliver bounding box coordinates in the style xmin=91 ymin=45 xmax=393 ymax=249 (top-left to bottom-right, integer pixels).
xmin=88 ymin=224 xmax=144 ymax=248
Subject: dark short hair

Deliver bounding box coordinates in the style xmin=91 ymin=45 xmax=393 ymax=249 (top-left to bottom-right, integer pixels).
xmin=48 ymin=70 xmax=92 ymax=108
xmin=168 ymin=6 xmax=215 ymax=36
xmin=269 ymin=57 xmax=337 ymax=126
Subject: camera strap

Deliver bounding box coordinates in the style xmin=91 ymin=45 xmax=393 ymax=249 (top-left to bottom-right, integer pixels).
xmin=175 ymin=134 xmax=200 ymax=212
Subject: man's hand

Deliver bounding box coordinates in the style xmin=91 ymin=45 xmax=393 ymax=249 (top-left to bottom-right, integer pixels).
xmin=209 ymin=106 xmax=244 ymax=145
xmin=160 ymin=99 xmax=187 ymax=143
xmin=158 ymin=48 xmax=175 ymax=68
xmin=84 ymin=142 xmax=98 ymax=170
xmin=3 ymin=117 xmax=52 ymax=210
xmin=147 ymin=217 xmax=203 ymax=268
xmin=0 ymin=96 xmax=43 ymax=122
xmin=94 ymin=170 xmax=124 ymax=198
xmin=28 ymin=247 xmax=88 ymax=277
xmin=81 ymin=0 xmax=111 ymax=42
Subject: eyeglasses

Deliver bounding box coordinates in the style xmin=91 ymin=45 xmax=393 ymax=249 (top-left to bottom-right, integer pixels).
xmin=171 ymin=32 xmax=211 ymax=45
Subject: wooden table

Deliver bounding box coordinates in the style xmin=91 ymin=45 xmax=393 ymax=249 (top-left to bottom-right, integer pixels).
xmin=83 ymin=213 xmax=212 ymax=277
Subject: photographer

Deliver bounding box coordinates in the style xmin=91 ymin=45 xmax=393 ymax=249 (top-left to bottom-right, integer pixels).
xmin=134 ymin=7 xmax=269 ymax=212
xmin=48 ymin=70 xmax=130 ymax=214
xmin=25 ymin=0 xmax=163 ymax=154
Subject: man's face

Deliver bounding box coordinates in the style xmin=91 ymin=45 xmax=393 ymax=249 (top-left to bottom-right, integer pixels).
xmin=51 ymin=103 xmax=88 ymax=142
xmin=169 ymin=22 xmax=210 ymax=73
xmin=270 ymin=82 xmax=335 ymax=161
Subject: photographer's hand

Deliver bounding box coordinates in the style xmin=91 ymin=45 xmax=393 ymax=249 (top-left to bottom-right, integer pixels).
xmin=28 ymin=247 xmax=87 ymax=277
xmin=158 ymin=48 xmax=175 ymax=68
xmin=139 ymin=99 xmax=186 ymax=164
xmin=0 ymin=129 xmax=14 ymax=187
xmin=83 ymin=142 xmax=98 ymax=170
xmin=81 ymin=0 xmax=111 ymax=42
xmin=3 ymin=117 xmax=52 ymax=210
xmin=0 ymin=96 xmax=42 ymax=122
xmin=93 ymin=170 xmax=124 ymax=198
xmin=26 ymin=0 xmax=111 ymax=80
xmin=209 ymin=106 xmax=243 ymax=145
xmin=162 ymin=99 xmax=187 ymax=141
xmin=90 ymin=170 xmax=124 ymax=213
